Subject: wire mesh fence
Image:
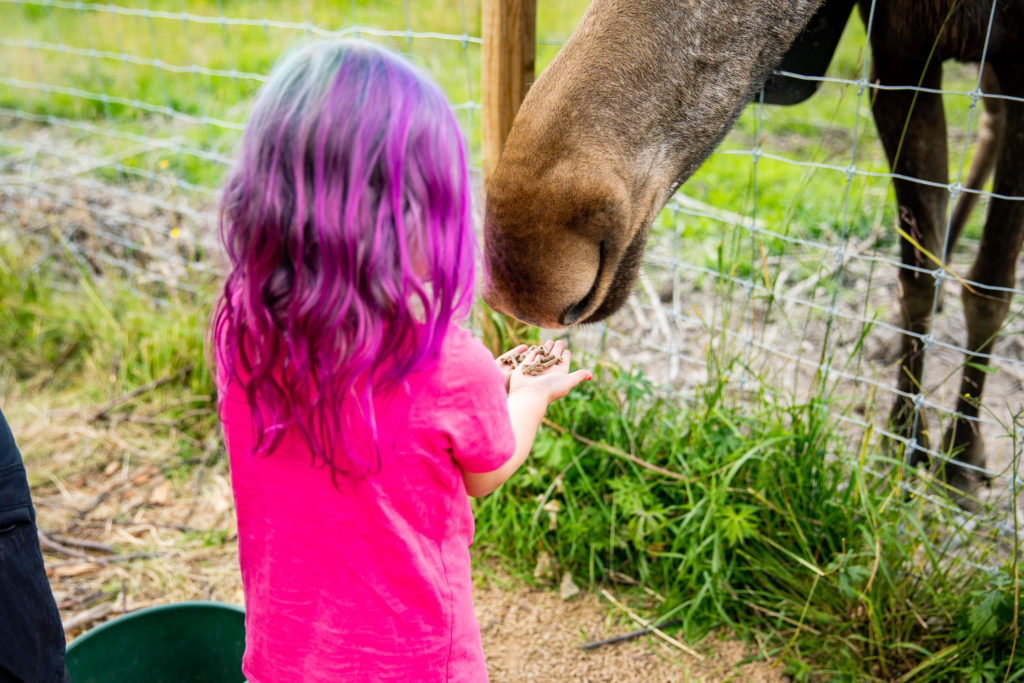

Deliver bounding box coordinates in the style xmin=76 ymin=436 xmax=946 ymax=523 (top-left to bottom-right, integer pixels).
xmin=555 ymin=3 xmax=1024 ymax=567
xmin=0 ymin=0 xmax=484 ymax=301
xmin=1 ymin=0 xmax=1022 ymax=573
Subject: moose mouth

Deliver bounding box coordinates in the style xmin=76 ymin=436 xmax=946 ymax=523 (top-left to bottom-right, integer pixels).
xmin=559 ymin=225 xmax=648 ymax=326
xmin=559 ymin=241 xmax=606 ymax=325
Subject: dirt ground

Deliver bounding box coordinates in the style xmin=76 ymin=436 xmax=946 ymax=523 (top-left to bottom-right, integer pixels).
xmin=11 ymin=398 xmax=784 ymax=682
xmin=475 ymin=571 xmax=783 ymax=682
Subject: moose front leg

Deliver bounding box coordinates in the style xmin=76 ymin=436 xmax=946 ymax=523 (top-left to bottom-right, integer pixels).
xmin=941 ymin=66 xmax=1024 ymax=492
xmin=869 ymin=59 xmax=949 ymax=468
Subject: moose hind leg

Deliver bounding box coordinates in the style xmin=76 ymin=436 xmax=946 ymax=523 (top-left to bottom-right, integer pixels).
xmin=941 ymin=66 xmax=1024 ymax=492
xmin=870 ymin=61 xmax=949 ymax=467
xmin=946 ymin=65 xmax=1004 ymax=257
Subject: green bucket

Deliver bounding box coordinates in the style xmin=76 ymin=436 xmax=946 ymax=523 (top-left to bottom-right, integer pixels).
xmin=65 ymin=601 xmax=246 ymax=683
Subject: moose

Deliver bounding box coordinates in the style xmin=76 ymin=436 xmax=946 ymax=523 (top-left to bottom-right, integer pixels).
xmin=482 ymin=0 xmax=1024 ymax=497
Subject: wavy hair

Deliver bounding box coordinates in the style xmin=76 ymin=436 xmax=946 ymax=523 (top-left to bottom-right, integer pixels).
xmin=211 ymin=40 xmax=475 ymax=478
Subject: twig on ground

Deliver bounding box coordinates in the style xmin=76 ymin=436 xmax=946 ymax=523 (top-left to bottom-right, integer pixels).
xmin=47 ymin=533 xmax=116 ymax=554
xmin=61 ymin=602 xmax=114 ymax=632
xmin=608 ymin=571 xmax=639 ymax=585
xmin=71 ymin=464 xmax=161 ymax=525
xmin=598 ymin=588 xmax=704 ymax=660
xmin=74 ymin=519 xmax=210 ymax=534
xmin=580 ymin=617 xmax=682 ymax=650
xmin=541 ymin=418 xmax=686 ymax=481
xmin=45 ymin=551 xmax=160 ymax=572
xmin=74 ymin=491 xmax=113 ymax=523
xmin=90 ymin=362 xmax=195 ymax=422
xmin=38 ymin=531 xmax=94 ymax=560
xmin=57 ymin=590 xmax=106 ymax=611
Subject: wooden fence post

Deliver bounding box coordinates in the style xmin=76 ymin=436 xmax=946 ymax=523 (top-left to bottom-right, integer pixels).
xmin=481 ymin=0 xmax=536 ymax=185
xmin=479 ymin=0 xmax=538 ymax=352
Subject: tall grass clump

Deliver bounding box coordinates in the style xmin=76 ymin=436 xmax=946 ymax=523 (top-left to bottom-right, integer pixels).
xmin=474 ymin=361 xmax=1022 ymax=680
xmin=0 ymin=241 xmax=216 ymax=440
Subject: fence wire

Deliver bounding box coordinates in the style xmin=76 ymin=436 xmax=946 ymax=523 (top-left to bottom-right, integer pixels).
xmin=1 ymin=1 xmax=1022 ymax=573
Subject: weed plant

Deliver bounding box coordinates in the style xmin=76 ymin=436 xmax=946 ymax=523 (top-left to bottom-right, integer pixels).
xmin=474 ymin=362 xmax=1023 ymax=681
xmin=0 ymin=241 xmax=216 ymax=442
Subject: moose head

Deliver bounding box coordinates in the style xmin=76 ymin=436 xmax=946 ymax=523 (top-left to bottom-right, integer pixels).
xmin=482 ymin=0 xmax=824 ymax=327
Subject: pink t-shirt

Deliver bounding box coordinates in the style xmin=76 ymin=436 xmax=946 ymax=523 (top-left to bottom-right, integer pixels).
xmin=219 ymin=326 xmax=515 ymax=682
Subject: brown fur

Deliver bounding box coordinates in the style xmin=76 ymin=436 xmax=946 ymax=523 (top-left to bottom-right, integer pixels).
xmin=483 ymin=0 xmax=824 ymax=326
xmin=483 ymin=0 xmax=1024 ymax=493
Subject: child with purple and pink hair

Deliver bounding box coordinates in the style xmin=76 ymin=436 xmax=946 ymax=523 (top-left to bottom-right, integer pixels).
xmin=211 ymin=39 xmax=590 ymax=681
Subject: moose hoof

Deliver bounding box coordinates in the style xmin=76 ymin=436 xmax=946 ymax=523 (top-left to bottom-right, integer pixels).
xmin=940 ymin=423 xmax=991 ymax=483
xmin=937 ymin=464 xmax=989 ymax=513
xmin=932 ymin=423 xmax=989 ymax=511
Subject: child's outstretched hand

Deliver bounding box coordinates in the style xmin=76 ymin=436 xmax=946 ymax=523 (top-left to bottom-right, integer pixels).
xmin=506 ymin=340 xmax=591 ymax=403
xmin=467 ymin=340 xmax=591 ymax=498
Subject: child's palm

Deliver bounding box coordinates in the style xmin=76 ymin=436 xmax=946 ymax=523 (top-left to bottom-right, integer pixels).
xmin=507 ymin=341 xmax=590 ymax=402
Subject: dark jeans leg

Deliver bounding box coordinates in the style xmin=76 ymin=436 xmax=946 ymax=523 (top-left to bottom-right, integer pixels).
xmin=0 ymin=406 xmax=71 ymax=683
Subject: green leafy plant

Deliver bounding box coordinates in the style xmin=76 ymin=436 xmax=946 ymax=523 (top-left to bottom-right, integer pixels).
xmin=474 ymin=361 xmax=1023 ymax=681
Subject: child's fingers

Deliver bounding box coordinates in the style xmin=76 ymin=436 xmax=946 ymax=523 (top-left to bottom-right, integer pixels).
xmin=497 ymin=344 xmax=528 ymax=363
xmin=496 ymin=345 xmax=530 ymax=393
xmin=566 ymin=368 xmax=593 ymax=386
xmin=539 ymin=368 xmax=592 ymax=400
xmin=509 ymin=347 xmax=538 ymax=378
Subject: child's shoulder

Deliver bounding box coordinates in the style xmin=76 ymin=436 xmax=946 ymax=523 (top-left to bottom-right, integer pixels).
xmin=440 ymin=325 xmax=498 ymax=371
xmin=444 ymin=324 xmax=484 ymax=352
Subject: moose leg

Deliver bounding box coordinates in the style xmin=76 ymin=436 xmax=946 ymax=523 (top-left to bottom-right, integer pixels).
xmin=946 ymin=65 xmax=1004 ymax=256
xmin=870 ymin=60 xmax=948 ymax=467
xmin=941 ymin=66 xmax=1024 ymax=491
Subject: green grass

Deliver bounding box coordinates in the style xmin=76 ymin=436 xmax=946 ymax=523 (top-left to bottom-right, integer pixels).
xmin=473 ymin=359 xmax=1023 ymax=681
xmin=0 ymin=0 xmax=595 ymax=186
xmin=2 ymin=224 xmax=1018 ymax=680
xmin=0 ymin=240 xmax=216 ymax=438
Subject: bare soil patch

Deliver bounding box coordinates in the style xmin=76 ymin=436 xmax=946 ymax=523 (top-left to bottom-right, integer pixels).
xmin=476 ymin=567 xmax=783 ymax=683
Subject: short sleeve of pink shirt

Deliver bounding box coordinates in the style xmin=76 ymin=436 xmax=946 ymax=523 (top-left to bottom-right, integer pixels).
xmin=436 ymin=327 xmax=517 ymax=474
xmin=220 ymin=325 xmax=515 ymax=683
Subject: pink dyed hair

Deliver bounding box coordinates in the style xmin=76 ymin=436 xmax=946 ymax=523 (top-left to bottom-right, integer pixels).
xmin=211 ymin=40 xmax=475 ymax=478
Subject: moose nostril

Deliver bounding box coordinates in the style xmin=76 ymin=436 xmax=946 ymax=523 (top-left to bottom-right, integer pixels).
xmin=558 ymin=241 xmax=605 ymax=326
xmin=560 ymin=302 xmax=586 ymax=326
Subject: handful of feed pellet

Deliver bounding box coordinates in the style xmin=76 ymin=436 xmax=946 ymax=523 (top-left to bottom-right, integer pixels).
xmin=499 ymin=345 xmax=563 ymax=376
